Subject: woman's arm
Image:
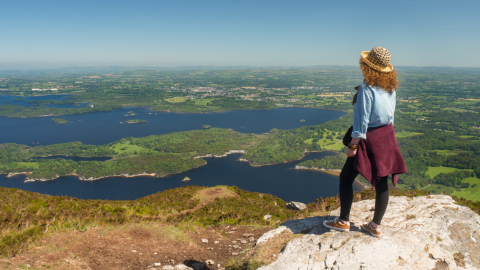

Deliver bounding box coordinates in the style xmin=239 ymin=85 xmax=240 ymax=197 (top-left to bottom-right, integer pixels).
xmin=349 ymin=83 xmax=372 ymax=157
xmin=352 ymin=84 xmax=373 ymax=140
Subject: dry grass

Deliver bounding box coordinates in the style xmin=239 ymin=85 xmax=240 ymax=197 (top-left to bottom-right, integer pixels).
xmin=194 ymin=186 xmax=239 ymax=203
xmin=225 ymin=230 xmax=300 ymax=270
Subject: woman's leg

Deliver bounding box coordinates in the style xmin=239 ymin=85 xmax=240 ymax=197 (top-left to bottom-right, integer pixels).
xmin=339 ymin=157 xmax=359 ymax=222
xmin=372 ymin=176 xmax=389 ymax=225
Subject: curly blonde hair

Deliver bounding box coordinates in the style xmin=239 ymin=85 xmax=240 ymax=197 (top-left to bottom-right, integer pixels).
xmin=359 ymin=59 xmax=399 ymax=94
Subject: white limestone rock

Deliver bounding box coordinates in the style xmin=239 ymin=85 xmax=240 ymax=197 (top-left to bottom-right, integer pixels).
xmin=174 ymin=265 xmax=193 ymax=270
xmin=286 ymin=201 xmax=307 ymax=211
xmin=257 ymin=195 xmax=480 ymax=270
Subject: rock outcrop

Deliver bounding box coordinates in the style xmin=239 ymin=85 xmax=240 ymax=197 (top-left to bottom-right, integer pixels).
xmin=257 ymin=195 xmax=480 ymax=269
xmin=286 ymin=201 xmax=307 ymax=211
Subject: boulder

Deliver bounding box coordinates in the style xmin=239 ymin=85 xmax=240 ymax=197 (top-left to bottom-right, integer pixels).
xmin=191 ymin=262 xmax=206 ymax=270
xmin=286 ymin=201 xmax=307 ymax=211
xmin=257 ymin=195 xmax=480 ymax=270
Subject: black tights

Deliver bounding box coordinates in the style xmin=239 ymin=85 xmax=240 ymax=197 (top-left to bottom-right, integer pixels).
xmin=339 ymin=157 xmax=389 ymax=225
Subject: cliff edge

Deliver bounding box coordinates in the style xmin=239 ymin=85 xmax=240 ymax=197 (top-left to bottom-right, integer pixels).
xmin=256 ymin=195 xmax=480 ymax=270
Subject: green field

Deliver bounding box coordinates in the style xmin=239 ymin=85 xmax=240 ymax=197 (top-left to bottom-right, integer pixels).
xmin=422 ymin=183 xmax=457 ymax=194
xmin=395 ymin=132 xmax=423 ymax=138
xmin=426 ymin=166 xmax=473 ymax=179
xmin=164 ymin=97 xmax=187 ymax=103
xmin=16 ymin=162 xmax=40 ymax=169
xmin=195 ymin=98 xmax=214 ymax=106
xmin=304 ymin=130 xmax=344 ymax=151
xmin=111 ymin=142 xmax=148 ymax=155
xmin=324 ymin=140 xmax=345 ymax=151
xmin=451 ymin=177 xmax=480 ymax=202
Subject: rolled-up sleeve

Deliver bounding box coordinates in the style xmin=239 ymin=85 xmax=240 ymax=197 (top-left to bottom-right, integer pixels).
xmin=352 ymin=84 xmax=373 ymax=139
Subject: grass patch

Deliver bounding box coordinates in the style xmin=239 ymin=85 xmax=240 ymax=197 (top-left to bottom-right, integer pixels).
xmin=434 ymin=150 xmax=472 ymax=156
xmin=195 ymin=98 xmax=214 ymax=106
xmin=303 ymin=130 xmax=343 ymax=150
xmin=324 ymin=140 xmax=344 ymax=151
xmin=395 ymin=132 xmax=423 ymax=138
xmin=111 ymin=142 xmax=148 ymax=155
xmin=164 ymin=97 xmax=187 ymax=103
xmin=422 ymin=183 xmax=457 ymax=195
xmin=426 ymin=166 xmax=474 ymax=179
xmin=451 ymin=177 xmax=480 ymax=202
xmin=434 ymin=150 xmax=458 ymax=156
xmin=16 ymin=162 xmax=40 ymax=169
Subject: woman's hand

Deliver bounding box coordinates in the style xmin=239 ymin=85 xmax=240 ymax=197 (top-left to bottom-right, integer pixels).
xmin=347 ymin=148 xmax=357 ymax=157
xmin=347 ymin=138 xmax=360 ymax=157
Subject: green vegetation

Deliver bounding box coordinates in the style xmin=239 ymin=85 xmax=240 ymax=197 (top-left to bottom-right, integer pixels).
xmin=0 ymin=129 xmax=259 ymax=180
xmin=202 ymin=125 xmax=211 ymax=129
xmin=297 ymin=154 xmax=346 ymax=170
xmin=125 ymin=119 xmax=147 ymax=124
xmin=2 ymin=184 xmax=474 ymax=258
xmin=111 ymin=142 xmax=147 ymax=155
xmin=51 ymin=118 xmax=68 ymax=124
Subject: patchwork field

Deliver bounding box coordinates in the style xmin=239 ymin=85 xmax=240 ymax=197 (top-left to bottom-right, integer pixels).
xmin=165 ymin=97 xmax=188 ymax=103
xmin=426 ymin=166 xmax=473 ymax=179
xmin=451 ymin=177 xmax=480 ymax=202
xmin=195 ymin=98 xmax=214 ymax=106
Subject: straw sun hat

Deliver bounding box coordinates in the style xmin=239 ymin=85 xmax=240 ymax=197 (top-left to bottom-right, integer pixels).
xmin=360 ymin=47 xmax=393 ymax=73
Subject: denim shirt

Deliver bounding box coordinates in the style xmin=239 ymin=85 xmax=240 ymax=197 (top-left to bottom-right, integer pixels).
xmin=352 ymin=81 xmax=396 ymax=139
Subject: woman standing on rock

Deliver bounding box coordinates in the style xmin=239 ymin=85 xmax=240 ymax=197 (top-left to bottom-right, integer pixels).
xmin=323 ymin=47 xmax=407 ymax=237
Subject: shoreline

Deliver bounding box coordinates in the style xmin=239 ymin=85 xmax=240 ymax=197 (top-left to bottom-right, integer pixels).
xmin=2 ymin=103 xmax=348 ymax=119
xmin=295 ymin=166 xmax=368 ymax=191
xmin=9 ymin=150 xmax=341 ymax=183
xmin=241 ymin=150 xmax=340 ymax=167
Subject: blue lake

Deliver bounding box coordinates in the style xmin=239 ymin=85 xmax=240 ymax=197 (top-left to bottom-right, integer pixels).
xmin=0 ymin=152 xmax=361 ymax=203
xmin=0 ymin=106 xmax=347 ymax=146
xmin=0 ymin=106 xmax=354 ymax=202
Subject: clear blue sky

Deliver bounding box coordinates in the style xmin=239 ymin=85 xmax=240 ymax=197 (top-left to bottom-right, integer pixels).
xmin=1 ymin=0 xmax=479 ymax=68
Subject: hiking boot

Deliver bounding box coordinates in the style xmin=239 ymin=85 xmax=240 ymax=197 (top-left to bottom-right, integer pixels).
xmin=361 ymin=222 xmax=381 ymax=237
xmin=323 ymin=217 xmax=350 ymax=232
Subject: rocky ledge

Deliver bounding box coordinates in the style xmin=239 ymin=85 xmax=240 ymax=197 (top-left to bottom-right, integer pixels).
xmin=257 ymin=195 xmax=480 ymax=270
xmin=194 ymin=150 xmax=246 ymax=159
